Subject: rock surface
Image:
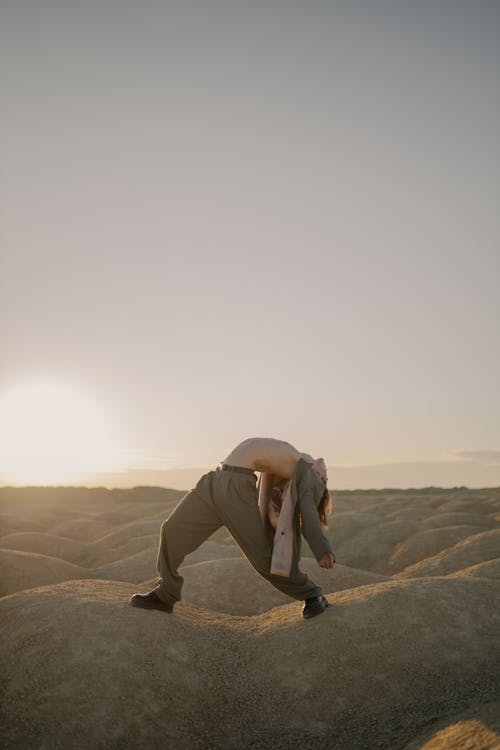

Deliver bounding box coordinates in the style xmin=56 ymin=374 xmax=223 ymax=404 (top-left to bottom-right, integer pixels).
xmin=1 ymin=485 xmax=499 ymax=749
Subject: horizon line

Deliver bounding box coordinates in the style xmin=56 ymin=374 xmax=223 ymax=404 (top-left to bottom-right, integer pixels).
xmin=1 ymin=483 xmax=499 ymax=492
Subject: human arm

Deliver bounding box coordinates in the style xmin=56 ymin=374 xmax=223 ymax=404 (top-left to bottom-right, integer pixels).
xmin=299 ymin=489 xmax=335 ymax=564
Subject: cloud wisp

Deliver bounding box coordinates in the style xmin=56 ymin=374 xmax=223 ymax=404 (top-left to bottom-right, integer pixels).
xmin=453 ymin=450 xmax=500 ymax=465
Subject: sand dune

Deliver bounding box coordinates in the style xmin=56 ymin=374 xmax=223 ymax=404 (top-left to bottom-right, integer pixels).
xmin=386 ymin=525 xmax=486 ymax=573
xmin=0 ymin=514 xmax=47 ymax=535
xmin=327 ymin=511 xmax=382 ymax=540
xmin=397 ymin=528 xmax=500 ymax=578
xmin=0 ymin=538 xmax=244 ymax=595
xmin=401 ymin=700 xmax=500 ymax=749
xmin=422 ymin=511 xmax=498 ymax=529
xmin=85 ymin=518 xmax=170 ymax=550
xmin=1 ymin=576 xmax=498 ymax=750
xmin=436 ymin=497 xmax=498 ymax=514
xmin=0 ymin=548 xmax=87 ymax=596
xmin=50 ymin=517 xmax=116 ymax=541
xmin=94 ymin=547 xmax=159 ymax=583
xmin=78 ymin=533 xmax=159 ymax=567
xmin=83 ymin=527 xmax=235 ymax=568
xmin=138 ymin=559 xmax=388 ymax=615
xmin=0 ymin=529 xmax=162 ymax=567
xmin=332 ymin=518 xmax=421 ymax=572
xmin=1 ymin=485 xmax=499 ymax=749
xmin=448 ymin=557 xmax=500 ymax=580
xmin=95 ymin=539 xmax=246 ymax=584
xmin=181 ymin=539 xmax=243 ymax=565
xmin=0 ymin=531 xmax=88 ymax=563
xmin=243 ymin=577 xmax=500 ymax=750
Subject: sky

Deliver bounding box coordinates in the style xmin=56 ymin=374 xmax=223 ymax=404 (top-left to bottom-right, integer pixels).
xmin=0 ymin=0 xmax=499 ymax=489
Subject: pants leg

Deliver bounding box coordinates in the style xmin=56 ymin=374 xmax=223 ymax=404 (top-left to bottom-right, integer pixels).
xmin=212 ymin=468 xmax=322 ymax=601
xmin=156 ymin=478 xmax=223 ymax=606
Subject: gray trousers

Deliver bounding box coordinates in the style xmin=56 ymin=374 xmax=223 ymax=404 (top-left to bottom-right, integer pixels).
xmin=155 ymin=465 xmax=322 ymax=607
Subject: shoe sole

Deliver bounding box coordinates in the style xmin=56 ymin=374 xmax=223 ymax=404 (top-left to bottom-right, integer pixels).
xmin=129 ymin=597 xmax=173 ymax=613
xmin=302 ymin=599 xmax=330 ymax=619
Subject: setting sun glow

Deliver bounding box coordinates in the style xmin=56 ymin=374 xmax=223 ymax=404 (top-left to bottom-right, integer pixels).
xmin=0 ymin=382 xmax=120 ymax=485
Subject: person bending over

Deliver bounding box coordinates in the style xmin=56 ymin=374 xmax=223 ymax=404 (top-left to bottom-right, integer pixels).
xmin=129 ymin=437 xmax=336 ymax=619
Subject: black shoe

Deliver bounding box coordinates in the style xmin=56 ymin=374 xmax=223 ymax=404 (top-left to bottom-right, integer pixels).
xmin=302 ymin=595 xmax=330 ymax=619
xmin=129 ymin=589 xmax=173 ymax=613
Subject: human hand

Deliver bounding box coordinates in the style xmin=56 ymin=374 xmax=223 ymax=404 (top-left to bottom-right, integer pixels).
xmin=319 ymin=552 xmax=335 ymax=569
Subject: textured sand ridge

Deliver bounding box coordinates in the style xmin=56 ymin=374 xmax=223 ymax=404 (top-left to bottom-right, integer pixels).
xmin=1 ymin=485 xmax=499 ymax=749
xmin=140 ymin=558 xmax=388 ymax=615
xmin=0 ymin=548 xmax=88 ymax=596
xmin=401 ymin=701 xmax=500 ymax=750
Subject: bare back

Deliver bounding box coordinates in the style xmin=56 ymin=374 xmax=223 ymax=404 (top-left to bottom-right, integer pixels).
xmin=221 ymin=437 xmax=315 ymax=480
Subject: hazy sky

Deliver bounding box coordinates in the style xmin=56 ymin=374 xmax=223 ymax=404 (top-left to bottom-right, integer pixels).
xmin=1 ymin=0 xmax=499 ymax=488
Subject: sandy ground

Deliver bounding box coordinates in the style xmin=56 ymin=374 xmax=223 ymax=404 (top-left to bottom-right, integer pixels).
xmin=0 ymin=485 xmax=499 ymax=749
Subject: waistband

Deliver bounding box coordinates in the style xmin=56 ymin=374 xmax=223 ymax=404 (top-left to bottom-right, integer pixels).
xmin=219 ymin=462 xmax=257 ymax=478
